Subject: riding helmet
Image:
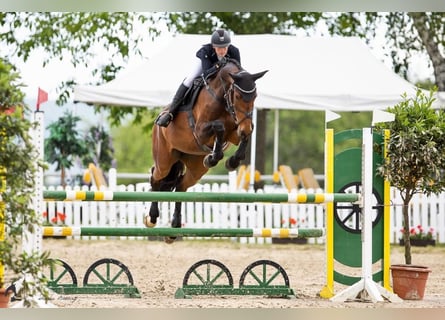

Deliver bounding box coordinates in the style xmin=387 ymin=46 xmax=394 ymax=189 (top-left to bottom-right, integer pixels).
xmin=211 ymin=29 xmax=231 ymax=47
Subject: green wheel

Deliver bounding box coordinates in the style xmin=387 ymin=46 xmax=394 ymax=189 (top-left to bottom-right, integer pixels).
xmin=182 ymin=259 xmax=234 ymax=287
xmin=83 ymin=258 xmax=134 ymax=287
xmin=334 ymin=182 xmax=383 ymax=233
xmin=45 ymin=259 xmax=78 ymax=288
xmin=239 ymin=260 xmax=290 ymax=288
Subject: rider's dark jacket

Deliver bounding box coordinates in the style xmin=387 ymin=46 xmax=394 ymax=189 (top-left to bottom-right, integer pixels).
xmin=196 ymin=43 xmax=241 ymax=77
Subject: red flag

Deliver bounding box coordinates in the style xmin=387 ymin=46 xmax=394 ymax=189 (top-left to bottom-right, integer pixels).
xmin=36 ymin=87 xmax=48 ymax=111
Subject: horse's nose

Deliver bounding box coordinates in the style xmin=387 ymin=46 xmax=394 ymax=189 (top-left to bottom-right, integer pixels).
xmin=238 ymin=121 xmax=253 ymax=137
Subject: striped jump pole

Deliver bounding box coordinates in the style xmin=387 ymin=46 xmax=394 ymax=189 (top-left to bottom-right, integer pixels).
xmin=43 ymin=190 xmax=360 ymax=203
xmin=43 ymin=227 xmax=324 ymax=239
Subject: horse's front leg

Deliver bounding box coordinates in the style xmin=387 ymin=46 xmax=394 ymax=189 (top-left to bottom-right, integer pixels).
xmin=225 ymin=135 xmax=249 ymax=171
xmin=203 ymin=121 xmax=225 ymax=168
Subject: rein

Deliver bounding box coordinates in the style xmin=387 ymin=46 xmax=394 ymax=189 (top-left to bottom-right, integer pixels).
xmin=204 ymin=69 xmax=255 ymax=126
xmin=190 ymin=63 xmax=255 ymax=153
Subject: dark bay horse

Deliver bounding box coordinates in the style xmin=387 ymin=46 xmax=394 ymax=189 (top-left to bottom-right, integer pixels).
xmin=145 ymin=60 xmax=267 ymax=242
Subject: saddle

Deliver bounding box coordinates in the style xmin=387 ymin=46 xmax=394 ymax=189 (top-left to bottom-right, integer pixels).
xmin=178 ymin=58 xmax=241 ymax=130
xmin=179 ymin=57 xmax=241 ymax=113
xmin=178 ymin=68 xmax=221 ymax=129
xmin=178 ymin=77 xmax=205 ymax=114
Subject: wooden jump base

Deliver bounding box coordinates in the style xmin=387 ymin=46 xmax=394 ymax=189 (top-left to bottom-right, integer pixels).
xmin=43 ymin=227 xmax=324 ymax=238
xmin=43 ymin=190 xmax=360 ymax=203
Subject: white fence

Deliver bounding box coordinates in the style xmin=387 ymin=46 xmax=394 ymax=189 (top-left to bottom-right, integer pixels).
xmin=42 ymin=183 xmax=445 ymax=244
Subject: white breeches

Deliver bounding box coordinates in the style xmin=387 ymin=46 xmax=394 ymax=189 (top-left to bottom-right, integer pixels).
xmin=182 ymin=58 xmax=202 ymax=88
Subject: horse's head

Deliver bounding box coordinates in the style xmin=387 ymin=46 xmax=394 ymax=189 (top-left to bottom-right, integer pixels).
xmin=222 ymin=63 xmax=268 ymax=138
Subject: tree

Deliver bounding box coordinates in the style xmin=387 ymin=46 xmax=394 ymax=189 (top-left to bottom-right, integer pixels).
xmin=110 ymin=117 xmax=153 ymax=184
xmin=1 ymin=57 xmax=52 ymax=306
xmin=162 ymin=12 xmax=445 ymax=175
xmin=0 ymin=12 xmax=164 ymax=126
xmin=2 ymin=12 xmax=445 ymax=177
xmin=44 ymin=111 xmax=89 ymax=187
xmin=396 ymin=13 xmax=445 ymax=91
xmin=82 ymin=125 xmax=115 ymax=172
xmin=376 ymin=88 xmax=445 ymax=265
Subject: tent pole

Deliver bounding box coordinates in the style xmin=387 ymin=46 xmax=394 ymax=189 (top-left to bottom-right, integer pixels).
xmin=249 ymin=108 xmax=257 ymax=190
xmin=273 ymin=109 xmax=279 ymax=173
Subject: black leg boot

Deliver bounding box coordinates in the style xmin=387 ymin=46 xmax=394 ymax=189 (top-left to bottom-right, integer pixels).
xmin=156 ymin=83 xmax=189 ymax=127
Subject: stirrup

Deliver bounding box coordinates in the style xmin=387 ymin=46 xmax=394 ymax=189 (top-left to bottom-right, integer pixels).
xmin=155 ymin=112 xmax=173 ymax=127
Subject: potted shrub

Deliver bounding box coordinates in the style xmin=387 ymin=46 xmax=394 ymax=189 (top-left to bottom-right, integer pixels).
xmin=376 ymin=88 xmax=445 ymax=300
xmin=0 ymin=58 xmax=53 ymax=307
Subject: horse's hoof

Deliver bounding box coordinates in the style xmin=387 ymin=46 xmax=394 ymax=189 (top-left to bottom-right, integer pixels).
xmin=164 ymin=237 xmax=176 ymax=244
xmin=143 ymin=216 xmax=156 ymax=228
xmin=225 ymin=158 xmax=239 ymax=171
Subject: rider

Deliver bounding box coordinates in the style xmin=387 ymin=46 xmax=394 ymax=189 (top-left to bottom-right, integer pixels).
xmin=155 ymin=29 xmax=241 ymax=127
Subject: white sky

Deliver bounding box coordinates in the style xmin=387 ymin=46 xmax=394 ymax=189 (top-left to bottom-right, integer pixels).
xmin=18 ymin=39 xmax=169 ymax=102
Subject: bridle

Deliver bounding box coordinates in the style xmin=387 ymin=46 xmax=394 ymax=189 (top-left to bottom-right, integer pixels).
xmin=204 ymin=68 xmax=256 ymax=127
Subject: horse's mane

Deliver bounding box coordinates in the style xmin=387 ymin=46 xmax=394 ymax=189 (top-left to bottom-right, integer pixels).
xmin=225 ymin=58 xmax=242 ymax=70
xmin=220 ymin=58 xmax=243 ymax=77
xmin=206 ymin=58 xmax=242 ymax=83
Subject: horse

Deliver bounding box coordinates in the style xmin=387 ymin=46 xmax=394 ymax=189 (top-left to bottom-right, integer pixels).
xmin=145 ymin=59 xmax=268 ymax=243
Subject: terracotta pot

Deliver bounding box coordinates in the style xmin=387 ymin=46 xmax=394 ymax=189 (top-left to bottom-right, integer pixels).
xmin=0 ymin=287 xmax=11 ymax=308
xmin=390 ymin=264 xmax=431 ymax=300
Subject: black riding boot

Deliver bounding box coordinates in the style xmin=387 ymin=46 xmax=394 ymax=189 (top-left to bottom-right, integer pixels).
xmin=156 ymin=83 xmax=189 ymax=127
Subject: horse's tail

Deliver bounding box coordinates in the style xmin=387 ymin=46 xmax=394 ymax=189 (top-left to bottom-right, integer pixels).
xmin=159 ymin=161 xmax=185 ymax=191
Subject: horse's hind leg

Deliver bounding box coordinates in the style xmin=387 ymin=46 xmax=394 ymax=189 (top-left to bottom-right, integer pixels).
xmin=152 ymin=161 xmax=185 ymax=243
xmin=144 ymin=167 xmax=161 ymax=227
xmin=169 ymin=155 xmax=208 ymax=234
xmin=163 ymin=201 xmax=182 ymax=244
xmin=171 ymin=201 xmax=182 ymax=228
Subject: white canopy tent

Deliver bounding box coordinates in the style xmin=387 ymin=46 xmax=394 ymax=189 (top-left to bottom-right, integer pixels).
xmin=74 ymin=34 xmax=421 ymax=111
xmin=74 ymin=34 xmax=434 ymax=187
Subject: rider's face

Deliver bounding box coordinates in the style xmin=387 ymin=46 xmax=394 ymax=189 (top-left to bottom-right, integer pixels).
xmin=213 ymin=46 xmax=229 ymax=59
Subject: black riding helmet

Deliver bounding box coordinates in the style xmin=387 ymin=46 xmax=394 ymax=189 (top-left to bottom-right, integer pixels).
xmin=211 ymin=29 xmax=231 ymax=47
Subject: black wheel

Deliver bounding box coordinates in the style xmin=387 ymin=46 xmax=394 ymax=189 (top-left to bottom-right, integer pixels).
xmin=333 ymin=182 xmax=383 ymax=233
xmin=239 ymin=260 xmax=290 ymax=288
xmin=45 ymin=259 xmax=78 ymax=287
xmin=182 ymin=259 xmax=233 ymax=287
xmin=83 ymin=258 xmax=134 ymax=286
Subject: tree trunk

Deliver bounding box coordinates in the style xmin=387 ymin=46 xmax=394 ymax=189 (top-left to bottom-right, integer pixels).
xmin=61 ymin=166 xmax=66 ymax=188
xmin=402 ymin=195 xmax=412 ymax=265
xmin=409 ymin=12 xmax=445 ymax=91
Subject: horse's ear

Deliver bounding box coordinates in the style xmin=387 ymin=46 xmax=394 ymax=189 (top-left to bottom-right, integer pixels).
xmin=229 ymin=70 xmax=268 ymax=82
xmin=251 ymin=70 xmax=268 ymax=81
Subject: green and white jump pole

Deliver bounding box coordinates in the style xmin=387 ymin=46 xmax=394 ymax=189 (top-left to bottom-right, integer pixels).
xmin=43 ymin=226 xmax=324 ymax=238
xmin=43 ymin=190 xmax=359 ymax=204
